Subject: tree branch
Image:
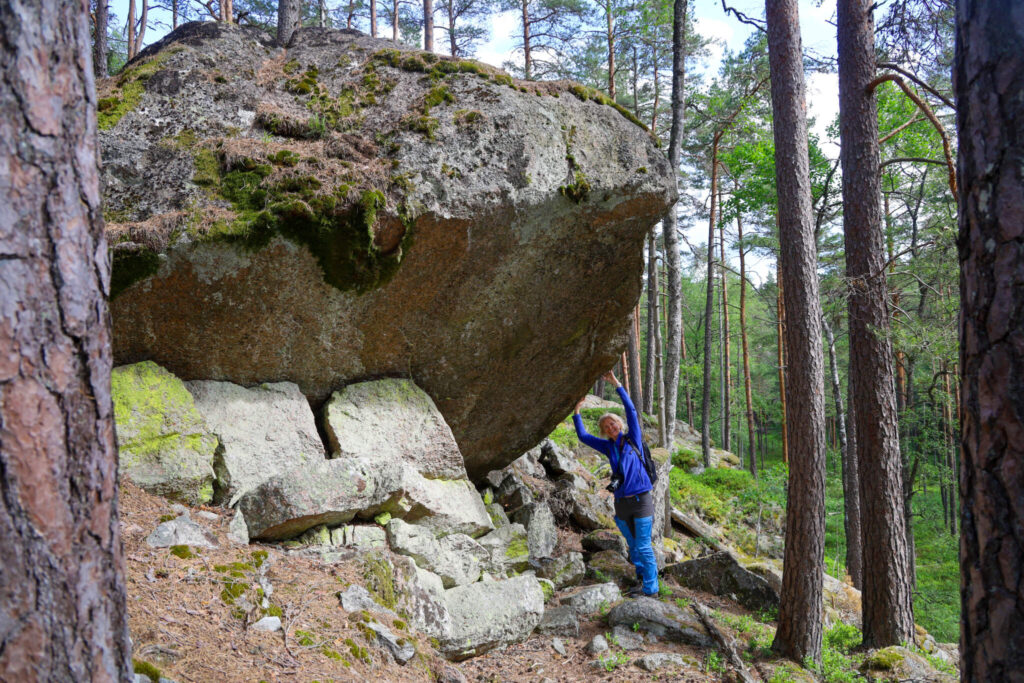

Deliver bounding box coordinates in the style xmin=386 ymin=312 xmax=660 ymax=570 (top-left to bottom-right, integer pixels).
xmin=876 ymin=61 xmax=955 ymax=110
xmin=720 ymin=0 xmax=766 ymax=33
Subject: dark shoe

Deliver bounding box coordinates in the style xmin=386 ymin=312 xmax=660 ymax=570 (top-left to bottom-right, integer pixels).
xmin=625 ymin=585 xmax=645 ymax=597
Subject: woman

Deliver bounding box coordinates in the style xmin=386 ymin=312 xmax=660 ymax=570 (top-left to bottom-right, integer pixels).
xmin=573 ymin=371 xmax=659 ymax=597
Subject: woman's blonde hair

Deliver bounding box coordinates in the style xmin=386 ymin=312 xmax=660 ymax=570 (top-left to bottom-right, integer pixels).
xmin=598 ymin=413 xmax=627 ymax=436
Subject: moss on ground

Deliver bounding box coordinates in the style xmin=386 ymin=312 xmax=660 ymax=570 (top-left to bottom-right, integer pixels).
xmin=98 ymin=50 xmax=175 ymax=130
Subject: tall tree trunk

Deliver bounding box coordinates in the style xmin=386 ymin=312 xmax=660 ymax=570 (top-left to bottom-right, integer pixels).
xmin=661 ymin=0 xmax=686 ymax=447
xmin=942 ymin=366 xmax=957 ymax=536
xmin=521 ymin=0 xmax=531 ymax=80
xmin=837 ymin=0 xmax=914 ymax=648
xmin=739 ymin=213 xmax=756 ymax=477
xmin=423 ymin=0 xmax=433 ymax=51
xmin=719 ymin=207 xmax=731 ymax=452
xmin=133 ymin=0 xmax=147 ymax=57
xmin=682 ymin=315 xmax=693 ymax=425
xmin=392 ymin=0 xmax=399 ymax=40
xmin=318 ymin=0 xmax=326 ymax=27
xmin=701 ymin=136 xmax=720 ymax=465
xmin=956 ymin=1 xmax=1024 ymax=675
xmin=776 ymin=272 xmax=789 ymax=464
xmin=0 ymin=1 xmax=131 ymax=678
xmin=766 ymin=0 xmax=827 ymax=663
xmin=605 ymin=0 xmax=615 ymax=98
xmin=644 ymin=232 xmax=657 ymax=415
xmin=94 ymin=0 xmax=108 ymax=77
xmin=126 ymin=0 xmax=136 ymax=59
xmin=844 ymin=376 xmax=863 ymax=589
xmin=370 ymin=0 xmax=377 ymax=36
xmin=278 ymin=0 xmax=300 ymax=46
xmin=627 ymin=308 xmax=643 ymax=405
xmin=650 ymin=51 xmax=660 ymax=133
xmin=447 ymin=0 xmax=457 ymax=56
xmin=655 ymin=256 xmax=668 ymax=446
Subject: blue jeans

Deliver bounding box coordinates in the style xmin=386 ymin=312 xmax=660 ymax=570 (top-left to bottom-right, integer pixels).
xmin=615 ymin=514 xmax=659 ymax=595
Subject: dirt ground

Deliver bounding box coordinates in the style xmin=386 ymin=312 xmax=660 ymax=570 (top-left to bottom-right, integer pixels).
xmin=121 ymin=482 xmax=780 ymax=683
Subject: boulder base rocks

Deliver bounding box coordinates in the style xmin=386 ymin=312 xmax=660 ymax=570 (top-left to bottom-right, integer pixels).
xmin=438 ymin=574 xmax=545 ymax=660
xmin=605 ymin=597 xmax=712 ymax=648
xmin=112 ymin=361 xmax=217 ymax=504
xmin=102 ymin=22 xmax=676 ymax=478
xmin=187 ymin=380 xmax=325 ymax=505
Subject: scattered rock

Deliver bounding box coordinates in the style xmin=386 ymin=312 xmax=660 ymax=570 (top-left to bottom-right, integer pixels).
xmin=227 ymin=510 xmax=249 ymax=545
xmin=535 ymin=606 xmax=580 ymax=638
xmin=386 ymin=519 xmax=486 ymax=588
xmin=635 ymin=652 xmax=690 ymax=672
xmin=557 ymin=471 xmax=590 ymax=491
xmin=187 ymin=380 xmax=325 ymax=505
xmin=539 ymin=440 xmax=577 ymax=477
xmin=664 ymin=551 xmax=779 ymax=613
xmin=581 ymin=529 xmax=628 ymax=556
xmin=586 ymin=549 xmax=636 ymax=584
xmin=111 ymin=361 xmax=217 ymax=505
xmin=486 ymin=503 xmax=510 ymax=528
xmin=551 ymin=637 xmax=567 ymax=656
xmin=251 ymin=616 xmax=281 ymax=632
xmin=536 ymin=552 xmax=586 ymax=589
xmin=861 ymin=646 xmax=956 ymax=682
xmin=331 ymin=524 xmax=388 ymax=551
xmin=196 ymin=510 xmax=220 ymax=522
xmin=496 ymin=473 xmax=534 ymax=512
xmin=439 ymin=575 xmax=545 ymax=660
xmin=366 ymin=620 xmax=416 ymax=665
xmin=559 ymin=582 xmax=621 ymax=615
xmin=585 ymin=634 xmax=606 ymax=655
xmin=569 ymin=491 xmax=614 ymax=531
xmin=512 ymin=502 xmax=557 ymax=559
xmin=337 ymin=585 xmax=398 ymax=620
xmin=391 ymin=556 xmax=452 ymax=639
xmin=538 ymin=578 xmax=555 ymax=602
xmin=587 ymin=634 xmax=609 ymax=654
xmin=146 ymin=514 xmax=217 ymax=549
xmin=610 ymin=624 xmax=644 ymax=651
xmin=605 ymin=597 xmax=712 ymax=648
xmin=435 ymin=664 xmax=468 ymax=683
xmin=476 ymin=523 xmax=530 ymax=575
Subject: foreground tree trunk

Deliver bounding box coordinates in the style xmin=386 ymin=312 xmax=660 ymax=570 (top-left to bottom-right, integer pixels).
xmin=837 ymin=0 xmax=914 ymax=648
xmin=0 ymin=0 xmax=130 ymax=679
xmin=661 ymin=0 xmax=687 ymax=447
xmin=956 ymin=1 xmax=1024 ymax=678
xmin=766 ymin=0 xmax=827 ymax=664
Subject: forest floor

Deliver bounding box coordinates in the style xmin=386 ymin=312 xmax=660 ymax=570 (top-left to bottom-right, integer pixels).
xmin=122 ymin=480 xmax=794 ymax=683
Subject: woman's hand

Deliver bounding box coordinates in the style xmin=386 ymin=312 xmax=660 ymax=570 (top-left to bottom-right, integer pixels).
xmin=602 ymin=370 xmax=621 ymax=387
xmin=574 ymin=397 xmax=586 ymax=414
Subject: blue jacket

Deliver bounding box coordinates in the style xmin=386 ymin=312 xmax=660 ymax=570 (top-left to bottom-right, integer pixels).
xmin=573 ymin=386 xmax=652 ymax=498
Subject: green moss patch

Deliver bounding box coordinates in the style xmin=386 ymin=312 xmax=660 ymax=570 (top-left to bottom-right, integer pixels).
xmin=132 ymin=658 xmax=162 ymax=682
xmin=98 ymin=51 xmax=175 ymax=130
xmin=170 ymin=544 xmax=197 ymax=559
xmin=362 ymin=552 xmax=397 ymax=609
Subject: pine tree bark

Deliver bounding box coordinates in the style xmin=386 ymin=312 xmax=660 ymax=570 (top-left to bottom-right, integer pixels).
xmin=701 ymin=136 xmax=720 ymax=465
xmin=661 ymin=0 xmax=686 ymax=447
xmin=766 ymin=0 xmax=827 ymax=663
xmin=845 ymin=376 xmax=863 ymax=588
xmin=719 ymin=211 xmax=731 ymax=452
xmin=776 ymin=272 xmax=788 ymax=464
xmin=423 ymin=0 xmax=434 ymax=51
xmin=655 ymin=256 xmax=668 ymax=446
xmin=605 ymin=0 xmax=615 ymax=98
xmin=93 ymin=0 xmax=108 ymax=77
xmin=956 ymin=1 xmax=1024 ymax=677
xmin=644 ymin=231 xmax=657 ymax=415
xmin=370 ymin=0 xmax=377 ymax=36
xmin=277 ymin=0 xmax=300 ymax=46
xmin=627 ymin=308 xmax=643 ymax=404
xmin=0 ymin=1 xmax=131 ymax=679
xmin=837 ymin=0 xmax=914 ymax=648
xmin=739 ymin=213 xmax=756 ymax=477
xmin=520 ymin=0 xmax=531 ymax=80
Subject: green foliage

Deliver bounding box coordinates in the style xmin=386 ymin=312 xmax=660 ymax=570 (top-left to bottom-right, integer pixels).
xmin=169 ymin=545 xmax=197 ymax=559
xmin=132 ymin=659 xmax=162 ymax=682
xmin=705 ymin=650 xmax=725 ymax=673
xmin=598 ymin=651 xmax=630 ymax=671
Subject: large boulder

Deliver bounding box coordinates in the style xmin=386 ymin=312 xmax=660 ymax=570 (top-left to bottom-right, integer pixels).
xmin=605 ymin=597 xmax=712 ymax=648
xmin=438 ymin=574 xmax=545 ymax=660
xmin=111 ymin=361 xmax=217 ymax=504
xmin=101 ymin=22 xmax=676 ymax=479
xmin=386 ymin=518 xmax=488 ymax=588
xmin=186 ymin=380 xmax=325 ymax=505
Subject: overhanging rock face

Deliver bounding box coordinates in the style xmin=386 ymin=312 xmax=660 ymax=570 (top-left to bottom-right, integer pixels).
xmin=102 ymin=22 xmax=675 ymax=478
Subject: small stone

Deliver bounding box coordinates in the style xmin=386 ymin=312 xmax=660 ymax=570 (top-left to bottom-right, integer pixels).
xmin=586 ymin=634 xmax=609 ymax=654
xmin=551 ymin=637 xmax=567 ymax=656
xmin=338 ymin=585 xmax=398 ymax=619
xmin=536 ymin=606 xmax=579 ymax=637
xmin=636 ymin=652 xmax=686 ymax=672
xmin=559 ymin=582 xmax=621 ymax=615
xmin=251 ymin=616 xmax=282 ymax=632
xmin=366 ymin=620 xmax=416 ymax=664
xmin=227 ymin=510 xmax=249 ymax=545
xmin=611 ymin=624 xmax=644 ymax=651
xmin=196 ymin=510 xmax=220 ymax=521
xmin=146 ymin=515 xmax=217 ymax=549
xmin=170 ymin=504 xmax=188 ymax=515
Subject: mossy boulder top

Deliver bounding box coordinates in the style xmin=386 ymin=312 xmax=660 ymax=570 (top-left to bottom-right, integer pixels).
xmin=100 ymin=21 xmax=676 ymax=478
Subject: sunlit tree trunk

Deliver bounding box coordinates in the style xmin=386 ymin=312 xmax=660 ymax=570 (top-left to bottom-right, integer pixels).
xmin=701 ymin=136 xmax=720 ymax=465
xmin=838 ymin=0 xmax=914 ymax=648
xmin=644 ymin=232 xmax=657 ymax=415
xmin=278 ymin=0 xmax=300 ymax=45
xmin=423 ymin=0 xmax=433 ymax=50
xmin=0 ymin=0 xmax=131 ymax=678
xmin=776 ymin=271 xmax=788 ymax=464
xmin=739 ymin=213 xmax=756 ymax=477
xmin=719 ymin=206 xmax=731 ymax=452
xmin=661 ymin=0 xmax=686 ymax=447
xmin=94 ymin=0 xmax=108 ymax=76
xmin=766 ymin=0 xmax=827 ymax=662
xmin=521 ymin=0 xmax=531 ymax=80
